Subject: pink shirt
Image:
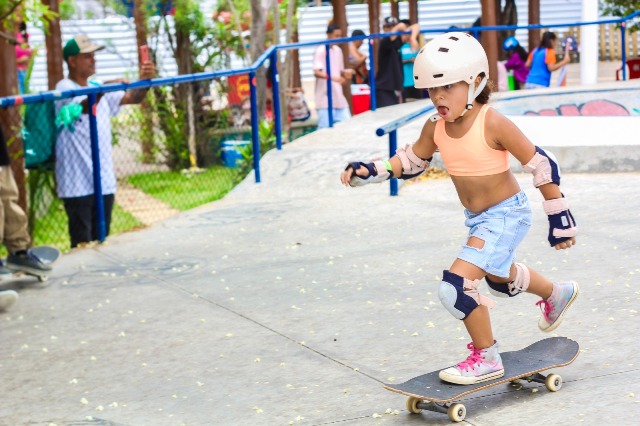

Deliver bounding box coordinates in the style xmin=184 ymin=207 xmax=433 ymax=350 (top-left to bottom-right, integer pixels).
xmin=15 ymin=32 xmax=32 ymax=71
xmin=313 ymin=45 xmax=349 ymax=109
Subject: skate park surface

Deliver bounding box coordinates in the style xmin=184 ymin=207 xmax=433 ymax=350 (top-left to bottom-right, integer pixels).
xmin=2 ymin=80 xmax=640 ymax=425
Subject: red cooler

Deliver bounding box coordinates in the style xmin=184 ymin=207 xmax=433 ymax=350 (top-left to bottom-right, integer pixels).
xmin=351 ymin=84 xmax=371 ymax=115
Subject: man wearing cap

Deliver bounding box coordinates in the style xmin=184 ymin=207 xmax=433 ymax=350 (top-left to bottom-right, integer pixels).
xmin=376 ymin=17 xmax=420 ymax=107
xmin=313 ymin=24 xmax=354 ymax=129
xmin=55 ymin=34 xmax=156 ymax=248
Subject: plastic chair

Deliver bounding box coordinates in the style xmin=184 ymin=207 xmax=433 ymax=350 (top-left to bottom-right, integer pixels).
xmin=616 ymin=58 xmax=640 ymax=80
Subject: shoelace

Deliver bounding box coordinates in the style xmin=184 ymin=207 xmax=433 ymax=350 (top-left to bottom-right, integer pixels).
xmin=456 ymin=342 xmax=485 ymax=372
xmin=536 ymin=299 xmax=554 ymax=323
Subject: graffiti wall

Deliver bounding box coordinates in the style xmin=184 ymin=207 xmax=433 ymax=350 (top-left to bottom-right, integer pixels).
xmin=492 ymin=84 xmax=640 ymax=117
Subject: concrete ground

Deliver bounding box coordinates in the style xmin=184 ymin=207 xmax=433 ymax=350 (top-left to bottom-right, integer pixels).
xmin=2 ymin=90 xmax=640 ymax=426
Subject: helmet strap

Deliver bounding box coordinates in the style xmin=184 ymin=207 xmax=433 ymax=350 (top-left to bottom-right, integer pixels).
xmin=460 ymin=76 xmax=488 ymax=117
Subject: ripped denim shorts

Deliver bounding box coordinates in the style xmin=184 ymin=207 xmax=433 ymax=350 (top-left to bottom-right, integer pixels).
xmin=457 ymin=191 xmax=532 ymax=278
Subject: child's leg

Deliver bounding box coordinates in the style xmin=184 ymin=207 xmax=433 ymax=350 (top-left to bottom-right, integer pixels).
xmin=448 ymin=258 xmax=495 ymax=349
xmin=438 ymin=259 xmax=504 ymax=385
xmin=487 ymin=263 xmax=579 ymax=332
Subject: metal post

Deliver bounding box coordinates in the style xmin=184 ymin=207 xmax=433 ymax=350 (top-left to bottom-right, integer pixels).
xmin=88 ymin=93 xmax=106 ymax=242
xmin=249 ymin=72 xmax=261 ymax=183
xmin=621 ymin=22 xmax=627 ymax=81
xmin=389 ymin=130 xmax=398 ymax=196
xmin=368 ymin=38 xmax=377 ymax=111
xmin=325 ymin=44 xmax=334 ymax=127
xmin=270 ymin=50 xmax=283 ymax=150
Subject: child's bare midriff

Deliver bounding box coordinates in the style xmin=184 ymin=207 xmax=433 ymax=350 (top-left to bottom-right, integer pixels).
xmin=451 ymin=170 xmax=520 ymax=213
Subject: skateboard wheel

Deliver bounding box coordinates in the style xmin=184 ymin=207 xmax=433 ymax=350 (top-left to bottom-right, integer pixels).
xmin=545 ymin=373 xmax=563 ymax=392
xmin=406 ymin=397 xmax=422 ymax=414
xmin=448 ymin=403 xmax=466 ymax=422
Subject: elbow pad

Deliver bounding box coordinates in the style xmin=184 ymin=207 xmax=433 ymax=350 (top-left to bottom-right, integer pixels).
xmin=522 ymin=147 xmax=561 ymax=187
xmin=395 ymin=144 xmax=431 ymax=180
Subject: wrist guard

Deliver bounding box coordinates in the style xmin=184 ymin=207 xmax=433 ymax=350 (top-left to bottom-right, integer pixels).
xmin=543 ymin=196 xmax=578 ymax=246
xmin=346 ymin=160 xmax=393 ymax=187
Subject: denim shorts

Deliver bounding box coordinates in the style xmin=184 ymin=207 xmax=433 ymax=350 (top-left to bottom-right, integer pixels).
xmin=457 ymin=191 xmax=532 ymax=278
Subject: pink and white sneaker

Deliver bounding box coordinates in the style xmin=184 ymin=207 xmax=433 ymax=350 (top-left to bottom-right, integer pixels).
xmin=439 ymin=341 xmax=505 ymax=385
xmin=536 ymin=281 xmax=580 ymax=332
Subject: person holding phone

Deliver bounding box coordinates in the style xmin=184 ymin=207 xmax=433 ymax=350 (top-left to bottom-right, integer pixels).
xmin=54 ymin=35 xmax=156 ymax=248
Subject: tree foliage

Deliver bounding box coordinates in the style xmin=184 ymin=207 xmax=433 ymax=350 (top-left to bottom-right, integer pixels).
xmin=601 ymin=0 xmax=640 ymax=31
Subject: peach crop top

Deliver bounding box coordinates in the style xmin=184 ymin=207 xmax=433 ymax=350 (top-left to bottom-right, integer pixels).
xmin=434 ymin=104 xmax=510 ymax=177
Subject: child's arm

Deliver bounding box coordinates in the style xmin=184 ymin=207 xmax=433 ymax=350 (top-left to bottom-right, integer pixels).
xmin=489 ymin=110 xmax=577 ymax=251
xmin=340 ymin=119 xmax=437 ymax=187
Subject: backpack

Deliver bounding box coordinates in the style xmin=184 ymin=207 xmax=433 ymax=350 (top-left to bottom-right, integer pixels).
xmin=23 ymin=100 xmax=57 ymax=170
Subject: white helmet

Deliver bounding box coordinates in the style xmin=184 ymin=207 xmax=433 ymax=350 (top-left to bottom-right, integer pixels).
xmin=413 ymin=32 xmax=489 ymax=119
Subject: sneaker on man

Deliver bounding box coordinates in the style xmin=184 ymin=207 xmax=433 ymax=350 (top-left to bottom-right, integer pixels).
xmin=439 ymin=341 xmax=505 ymax=385
xmin=536 ymin=281 xmax=580 ymax=332
xmin=6 ymin=250 xmax=52 ymax=276
xmin=0 ymin=289 xmax=18 ymax=312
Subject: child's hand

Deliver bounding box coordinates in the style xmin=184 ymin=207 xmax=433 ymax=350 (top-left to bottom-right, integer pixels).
xmin=553 ymin=237 xmax=575 ymax=251
xmin=341 ymin=163 xmax=367 ymax=186
xmin=341 ymin=162 xmax=384 ymax=187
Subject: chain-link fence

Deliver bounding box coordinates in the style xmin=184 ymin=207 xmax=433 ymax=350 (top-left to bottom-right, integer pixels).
xmin=0 ymin=76 xmax=277 ymax=252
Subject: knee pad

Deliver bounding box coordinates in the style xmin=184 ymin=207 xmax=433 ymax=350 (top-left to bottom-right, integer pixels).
xmin=486 ymin=263 xmax=531 ymax=298
xmin=438 ymin=270 xmax=481 ymax=320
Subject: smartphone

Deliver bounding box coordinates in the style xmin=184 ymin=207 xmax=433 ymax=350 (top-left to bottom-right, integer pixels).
xmin=139 ymin=45 xmax=149 ymax=63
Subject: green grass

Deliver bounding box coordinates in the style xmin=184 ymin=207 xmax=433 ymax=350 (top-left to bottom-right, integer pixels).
xmin=127 ymin=165 xmax=247 ymax=211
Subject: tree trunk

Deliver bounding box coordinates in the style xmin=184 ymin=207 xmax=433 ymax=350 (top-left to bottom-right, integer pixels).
xmin=368 ymin=0 xmax=381 ymax=76
xmin=529 ymin=0 xmax=541 ymax=52
xmin=331 ymin=0 xmax=352 ymax=112
xmin=134 ymin=0 xmax=155 ymax=164
xmin=251 ymin=0 xmax=267 ymax=118
xmin=390 ymin=0 xmax=399 ymax=19
xmin=409 ymin=0 xmax=419 ymax=25
xmin=42 ymin=0 xmax=63 ymax=90
xmin=480 ymin=0 xmax=499 ymax=84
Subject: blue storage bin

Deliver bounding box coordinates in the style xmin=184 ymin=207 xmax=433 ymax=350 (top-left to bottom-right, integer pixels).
xmin=221 ymin=140 xmax=250 ymax=167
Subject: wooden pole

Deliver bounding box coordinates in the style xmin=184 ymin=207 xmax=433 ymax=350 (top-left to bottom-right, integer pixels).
xmin=480 ymin=0 xmax=499 ymax=84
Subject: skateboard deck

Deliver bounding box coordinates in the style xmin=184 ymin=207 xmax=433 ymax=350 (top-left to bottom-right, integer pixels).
xmin=384 ymin=337 xmax=579 ymax=422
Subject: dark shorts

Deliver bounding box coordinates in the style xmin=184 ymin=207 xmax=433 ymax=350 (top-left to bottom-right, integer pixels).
xmin=62 ymin=194 xmax=115 ymax=248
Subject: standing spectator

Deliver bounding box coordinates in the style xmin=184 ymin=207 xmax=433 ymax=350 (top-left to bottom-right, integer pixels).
xmin=525 ymin=31 xmax=570 ymax=89
xmin=399 ymin=19 xmax=421 ymax=102
xmin=55 ymin=34 xmax=156 ymax=248
xmin=0 ymin=127 xmax=50 ymax=284
xmin=375 ymin=17 xmax=420 ymax=107
xmin=348 ymin=29 xmax=368 ymax=85
xmin=14 ymin=15 xmax=32 ymax=94
xmin=313 ymin=24 xmax=354 ymax=129
xmin=502 ymin=36 xmax=529 ymax=90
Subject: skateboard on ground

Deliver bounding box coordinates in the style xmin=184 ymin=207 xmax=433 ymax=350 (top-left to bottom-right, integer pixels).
xmin=3 ymin=245 xmax=61 ymax=282
xmin=383 ymin=337 xmax=579 ymax=422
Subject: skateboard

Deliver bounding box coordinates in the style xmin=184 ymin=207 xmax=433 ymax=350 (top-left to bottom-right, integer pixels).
xmin=3 ymin=245 xmax=61 ymax=282
xmin=383 ymin=337 xmax=579 ymax=422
